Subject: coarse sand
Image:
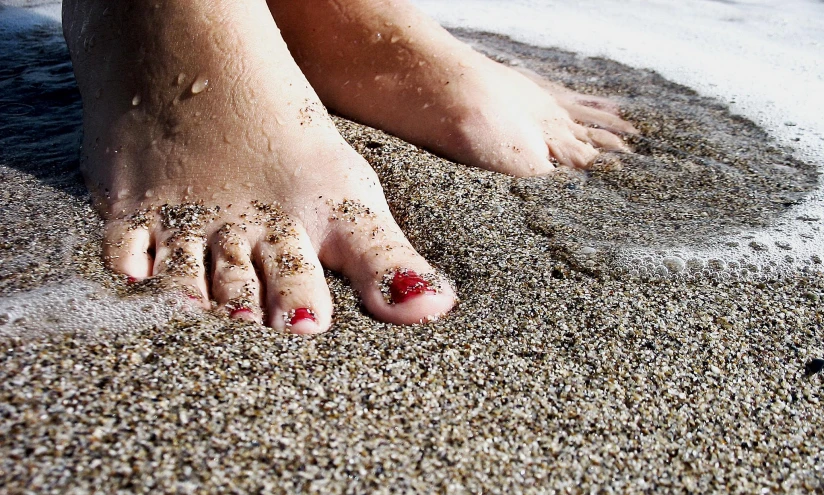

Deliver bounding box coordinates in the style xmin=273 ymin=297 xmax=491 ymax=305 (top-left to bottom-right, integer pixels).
xmin=1 ymin=11 xmax=823 ymax=493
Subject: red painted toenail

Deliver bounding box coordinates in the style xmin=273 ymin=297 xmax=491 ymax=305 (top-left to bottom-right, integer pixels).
xmin=289 ymin=308 xmax=316 ymax=326
xmin=187 ymin=295 xmax=201 ymax=302
xmin=230 ymin=308 xmax=254 ymax=318
xmin=126 ymin=276 xmax=137 ymax=284
xmin=389 ymin=269 xmax=437 ymax=304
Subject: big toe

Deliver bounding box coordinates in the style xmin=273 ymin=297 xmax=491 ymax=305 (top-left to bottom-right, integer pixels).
xmin=321 ymin=199 xmax=456 ymax=325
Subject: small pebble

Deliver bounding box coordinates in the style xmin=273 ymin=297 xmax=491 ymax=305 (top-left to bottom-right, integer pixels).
xmin=804 ymin=358 xmax=824 ymax=377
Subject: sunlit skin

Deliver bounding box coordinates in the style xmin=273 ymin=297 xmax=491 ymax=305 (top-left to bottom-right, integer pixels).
xmin=63 ymin=0 xmax=635 ymax=332
xmin=269 ymin=0 xmax=637 ymax=176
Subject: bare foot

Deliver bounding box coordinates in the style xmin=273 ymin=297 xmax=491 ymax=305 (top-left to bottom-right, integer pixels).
xmin=269 ymin=0 xmax=638 ymax=177
xmin=63 ymin=0 xmax=456 ymax=332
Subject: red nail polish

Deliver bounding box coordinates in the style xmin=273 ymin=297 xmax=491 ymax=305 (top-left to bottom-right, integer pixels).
xmin=126 ymin=276 xmax=137 ymax=284
xmin=187 ymin=295 xmax=201 ymax=302
xmin=389 ymin=269 xmax=437 ymax=304
xmin=289 ymin=307 xmax=316 ymax=326
xmin=230 ymin=308 xmax=254 ymax=318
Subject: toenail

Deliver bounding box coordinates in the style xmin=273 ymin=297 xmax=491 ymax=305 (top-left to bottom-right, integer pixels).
xmin=126 ymin=276 xmax=138 ymax=284
xmin=230 ymin=308 xmax=254 ymax=318
xmin=386 ymin=269 xmax=438 ymax=304
xmin=287 ymin=307 xmax=317 ymax=326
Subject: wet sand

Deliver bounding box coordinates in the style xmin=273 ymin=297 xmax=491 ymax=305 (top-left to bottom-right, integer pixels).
xmin=1 ymin=9 xmax=823 ymax=493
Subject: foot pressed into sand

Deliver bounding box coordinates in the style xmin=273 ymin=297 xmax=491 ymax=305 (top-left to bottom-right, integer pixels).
xmin=270 ymin=0 xmax=637 ymax=177
xmin=63 ymin=0 xmax=456 ymax=332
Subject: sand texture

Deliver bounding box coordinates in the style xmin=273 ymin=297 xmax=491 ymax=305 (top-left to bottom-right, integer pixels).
xmin=1 ymin=9 xmax=823 ymax=494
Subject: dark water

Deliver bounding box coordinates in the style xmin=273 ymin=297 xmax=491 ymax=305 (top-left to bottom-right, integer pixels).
xmin=0 ymin=6 xmax=83 ymax=192
xmin=0 ymin=7 xmax=94 ymax=295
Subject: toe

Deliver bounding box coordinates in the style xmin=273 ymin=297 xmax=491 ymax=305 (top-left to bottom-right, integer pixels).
xmin=256 ymin=219 xmax=332 ymax=334
xmin=103 ymin=219 xmax=153 ymax=280
xmin=211 ymin=224 xmax=263 ymax=323
xmin=569 ymin=104 xmax=638 ymax=134
xmin=152 ymin=230 xmax=209 ymax=307
xmin=321 ymin=200 xmax=456 ymax=324
xmin=546 ymin=128 xmax=600 ymax=169
xmin=573 ymin=125 xmax=632 ymax=153
xmin=589 ymin=127 xmax=632 ymax=152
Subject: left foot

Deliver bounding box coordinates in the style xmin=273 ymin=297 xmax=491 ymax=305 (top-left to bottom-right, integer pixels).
xmin=269 ymin=0 xmax=637 ymax=177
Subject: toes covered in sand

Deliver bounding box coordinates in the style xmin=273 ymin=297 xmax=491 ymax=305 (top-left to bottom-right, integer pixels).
xmin=102 ymin=200 xmax=455 ymax=332
xmin=210 ymin=225 xmax=264 ymax=324
xmin=152 ymin=232 xmax=210 ymax=307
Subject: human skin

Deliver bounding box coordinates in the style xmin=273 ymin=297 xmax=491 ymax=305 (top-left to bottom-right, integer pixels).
xmin=62 ymin=0 xmax=633 ymax=332
xmin=268 ymin=0 xmax=636 ymax=177
xmin=63 ymin=0 xmax=457 ymax=333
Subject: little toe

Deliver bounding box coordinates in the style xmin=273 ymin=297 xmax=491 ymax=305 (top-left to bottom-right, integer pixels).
xmin=152 ymin=231 xmax=209 ymax=307
xmin=103 ymin=219 xmax=153 ymax=280
xmin=322 ymin=205 xmax=456 ymax=324
xmin=211 ymin=224 xmax=263 ymax=323
xmin=257 ymin=221 xmax=332 ymax=334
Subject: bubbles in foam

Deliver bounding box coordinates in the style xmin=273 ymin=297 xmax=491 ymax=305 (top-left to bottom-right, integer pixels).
xmin=611 ymin=220 xmax=824 ymax=282
xmin=0 ymin=279 xmax=193 ymax=338
xmin=662 ymin=256 xmax=686 ymax=274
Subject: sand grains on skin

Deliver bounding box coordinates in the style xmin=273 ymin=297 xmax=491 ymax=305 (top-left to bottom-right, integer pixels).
xmin=108 ymin=198 xmax=456 ymax=331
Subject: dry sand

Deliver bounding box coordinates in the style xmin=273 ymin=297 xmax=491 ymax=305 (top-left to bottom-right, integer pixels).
xmin=1 ymin=11 xmax=823 ymax=493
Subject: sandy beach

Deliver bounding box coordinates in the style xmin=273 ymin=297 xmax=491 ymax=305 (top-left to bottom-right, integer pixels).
xmin=1 ymin=2 xmax=823 ymax=492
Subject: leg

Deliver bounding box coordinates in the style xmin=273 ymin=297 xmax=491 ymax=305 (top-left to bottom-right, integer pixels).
xmin=269 ymin=0 xmax=637 ymax=177
xmin=63 ymin=0 xmax=456 ymax=332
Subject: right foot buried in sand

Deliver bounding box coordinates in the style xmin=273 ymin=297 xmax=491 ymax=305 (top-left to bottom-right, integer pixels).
xmin=63 ymin=0 xmax=455 ymax=332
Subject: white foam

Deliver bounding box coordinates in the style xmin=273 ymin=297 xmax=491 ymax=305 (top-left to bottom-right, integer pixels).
xmin=0 ymin=0 xmax=61 ymax=30
xmin=412 ymin=0 xmax=824 ymax=276
xmin=0 ymin=279 xmax=193 ymax=338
